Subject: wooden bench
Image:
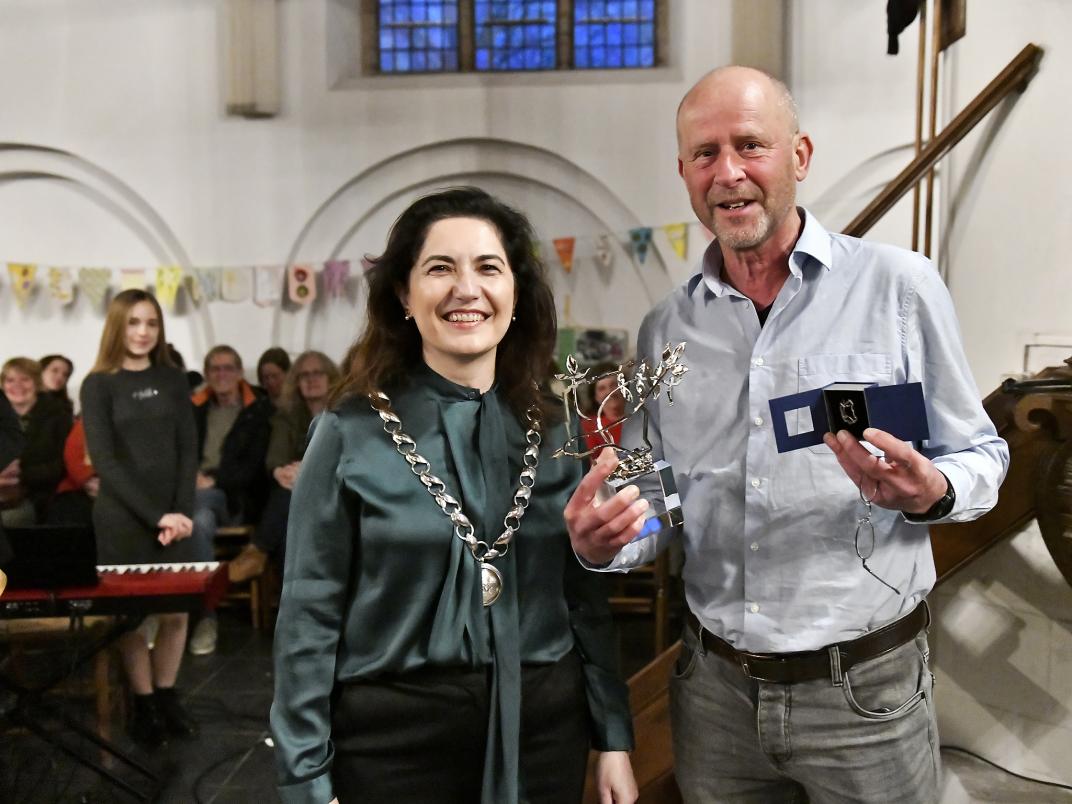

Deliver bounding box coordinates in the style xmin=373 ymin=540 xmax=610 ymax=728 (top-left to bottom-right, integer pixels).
xmin=607 ymin=551 xmax=673 ymax=656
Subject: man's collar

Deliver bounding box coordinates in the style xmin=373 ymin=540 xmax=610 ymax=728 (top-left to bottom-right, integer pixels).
xmin=792 ymin=207 xmax=833 ymax=274
xmin=693 ymin=207 xmax=832 ymax=298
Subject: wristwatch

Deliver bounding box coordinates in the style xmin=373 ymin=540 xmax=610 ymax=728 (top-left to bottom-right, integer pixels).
xmin=904 ymin=472 xmax=955 ymax=522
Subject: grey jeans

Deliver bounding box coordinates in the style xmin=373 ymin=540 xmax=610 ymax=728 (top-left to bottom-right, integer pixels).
xmin=191 ymin=486 xmax=230 ymax=562
xmin=669 ymin=622 xmax=939 ymax=803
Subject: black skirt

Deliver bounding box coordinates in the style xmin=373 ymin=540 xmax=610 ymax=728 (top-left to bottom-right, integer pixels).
xmin=330 ymin=650 xmax=591 ymax=804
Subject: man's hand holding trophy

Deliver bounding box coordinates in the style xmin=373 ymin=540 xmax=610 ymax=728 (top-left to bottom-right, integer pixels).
xmin=558 ymin=343 xmax=689 ymax=566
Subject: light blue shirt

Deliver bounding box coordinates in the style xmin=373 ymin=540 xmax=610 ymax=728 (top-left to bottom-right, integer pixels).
xmin=605 ymin=209 xmax=1009 ymax=653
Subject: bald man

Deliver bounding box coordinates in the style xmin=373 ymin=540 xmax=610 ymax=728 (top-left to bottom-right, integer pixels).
xmin=565 ymin=66 xmax=1009 ymax=802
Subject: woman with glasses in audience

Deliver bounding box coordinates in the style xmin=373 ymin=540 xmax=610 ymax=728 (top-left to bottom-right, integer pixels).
xmin=229 ymin=350 xmax=339 ymax=583
xmin=80 ymin=289 xmax=200 ymax=748
xmin=271 ymin=187 xmax=636 ymax=804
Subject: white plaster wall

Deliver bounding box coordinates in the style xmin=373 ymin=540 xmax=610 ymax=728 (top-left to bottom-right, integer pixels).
xmin=940 ymin=0 xmax=1072 ymax=391
xmin=1 ymin=0 xmax=1070 ymax=790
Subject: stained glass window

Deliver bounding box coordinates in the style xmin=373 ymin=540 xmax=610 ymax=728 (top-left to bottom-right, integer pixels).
xmin=573 ymin=0 xmax=656 ymax=69
xmin=369 ymin=1 xmax=661 ymax=74
xmin=377 ymin=0 xmax=460 ymax=73
xmin=474 ymin=1 xmax=557 ymax=71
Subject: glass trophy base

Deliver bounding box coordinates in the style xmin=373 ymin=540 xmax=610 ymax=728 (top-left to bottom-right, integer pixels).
xmin=595 ymin=459 xmax=683 ymax=542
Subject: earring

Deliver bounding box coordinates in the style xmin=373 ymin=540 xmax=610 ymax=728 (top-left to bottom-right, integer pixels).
xmin=404 ymin=309 xmax=412 ymax=321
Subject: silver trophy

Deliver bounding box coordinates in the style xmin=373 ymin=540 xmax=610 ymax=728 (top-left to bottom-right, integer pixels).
xmin=553 ymin=342 xmax=689 ymax=542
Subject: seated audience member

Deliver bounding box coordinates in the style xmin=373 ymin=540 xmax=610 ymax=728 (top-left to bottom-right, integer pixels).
xmin=47 ymin=417 xmax=98 ymax=526
xmin=40 ymin=354 xmax=75 ymax=416
xmin=1 ymin=358 xmax=73 ymax=526
xmin=580 ymin=361 xmax=628 ymax=451
xmin=1 ymin=393 xmax=26 ymax=592
xmin=256 ymin=347 xmax=291 ymax=408
xmin=188 ymin=345 xmax=273 ymax=654
xmin=229 ymin=351 xmax=339 ymax=582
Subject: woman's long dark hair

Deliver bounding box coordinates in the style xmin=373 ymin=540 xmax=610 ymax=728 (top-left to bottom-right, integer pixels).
xmin=332 ymin=187 xmax=559 ymax=420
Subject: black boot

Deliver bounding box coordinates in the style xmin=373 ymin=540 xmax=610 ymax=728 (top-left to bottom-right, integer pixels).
xmin=129 ymin=693 xmax=165 ymax=748
xmin=154 ymin=687 xmax=199 ymax=739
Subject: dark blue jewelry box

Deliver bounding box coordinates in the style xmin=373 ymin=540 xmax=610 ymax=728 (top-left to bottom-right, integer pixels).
xmin=768 ymin=382 xmax=930 ymax=453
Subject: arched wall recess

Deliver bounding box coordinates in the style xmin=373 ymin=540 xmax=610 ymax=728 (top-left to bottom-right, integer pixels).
xmin=0 ymin=143 xmax=214 ymax=355
xmin=275 ymin=138 xmax=672 ymax=354
xmin=0 ymin=140 xmax=674 ymax=363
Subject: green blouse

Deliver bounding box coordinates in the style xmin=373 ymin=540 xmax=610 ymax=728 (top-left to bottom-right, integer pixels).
xmin=270 ymin=367 xmax=634 ymax=804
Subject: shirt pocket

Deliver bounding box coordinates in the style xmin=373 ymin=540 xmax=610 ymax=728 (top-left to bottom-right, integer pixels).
xmin=797 ymin=353 xmax=894 ymax=454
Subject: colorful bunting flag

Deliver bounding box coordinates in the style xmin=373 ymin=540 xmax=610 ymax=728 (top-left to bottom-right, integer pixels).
xmin=594 ymin=235 xmax=614 ymax=269
xmin=254 ymin=265 xmax=283 ymax=308
xmin=78 ymin=268 xmax=112 ymax=307
xmin=663 ymin=223 xmax=689 ymax=260
xmin=186 ymin=274 xmax=202 ymax=304
xmin=192 ymin=268 xmax=220 ymax=302
xmin=629 ymin=227 xmax=654 ymax=265
xmin=155 ymin=266 xmax=184 ymax=310
xmin=221 ymin=267 xmax=251 ymax=302
xmin=4 ymin=215 xmax=706 ymax=316
xmin=288 ymin=264 xmax=316 ymax=305
xmin=553 ymin=238 xmax=576 ymax=274
xmin=322 ymin=260 xmax=350 ymax=298
xmin=48 ymin=267 xmax=75 ymax=306
xmin=7 ymin=263 xmax=37 ymax=308
xmin=120 ymin=268 xmax=146 ymax=292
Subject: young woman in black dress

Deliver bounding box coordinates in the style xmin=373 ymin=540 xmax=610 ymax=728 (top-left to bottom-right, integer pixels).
xmin=81 ymin=289 xmax=200 ymax=747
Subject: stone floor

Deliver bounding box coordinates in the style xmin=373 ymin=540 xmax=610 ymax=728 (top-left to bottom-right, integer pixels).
xmin=940 ymin=748 xmax=1072 ymax=803
xmin=2 ymin=608 xmax=1071 ymax=803
xmin=0 ymin=611 xmax=276 ymax=803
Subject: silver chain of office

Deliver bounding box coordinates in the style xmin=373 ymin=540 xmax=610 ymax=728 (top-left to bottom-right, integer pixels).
xmin=368 ymin=390 xmax=541 ymax=605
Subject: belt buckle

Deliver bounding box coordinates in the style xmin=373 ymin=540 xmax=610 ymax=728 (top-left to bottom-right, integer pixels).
xmin=737 ymin=656 xmax=763 ymax=681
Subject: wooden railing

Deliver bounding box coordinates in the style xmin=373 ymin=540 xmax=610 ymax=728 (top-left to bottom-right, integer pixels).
xmin=932 ymin=362 xmax=1072 ymax=585
xmin=843 ymin=43 xmax=1042 ymax=239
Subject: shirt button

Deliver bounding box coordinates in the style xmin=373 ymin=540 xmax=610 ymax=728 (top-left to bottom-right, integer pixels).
xmin=753 ymin=416 xmax=764 ymax=427
xmin=750 ymin=542 xmax=759 ymax=552
xmin=750 ymin=602 xmax=760 ymax=614
xmin=753 ymin=357 xmax=765 ymax=367
xmin=750 ymin=478 xmax=761 ymax=488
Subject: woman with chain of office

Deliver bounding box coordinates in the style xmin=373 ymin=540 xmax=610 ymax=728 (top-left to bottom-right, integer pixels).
xmin=270 ymin=187 xmax=637 ymax=804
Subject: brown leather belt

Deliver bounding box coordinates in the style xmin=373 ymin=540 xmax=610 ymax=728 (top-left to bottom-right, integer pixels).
xmin=686 ymin=601 xmax=930 ymax=684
